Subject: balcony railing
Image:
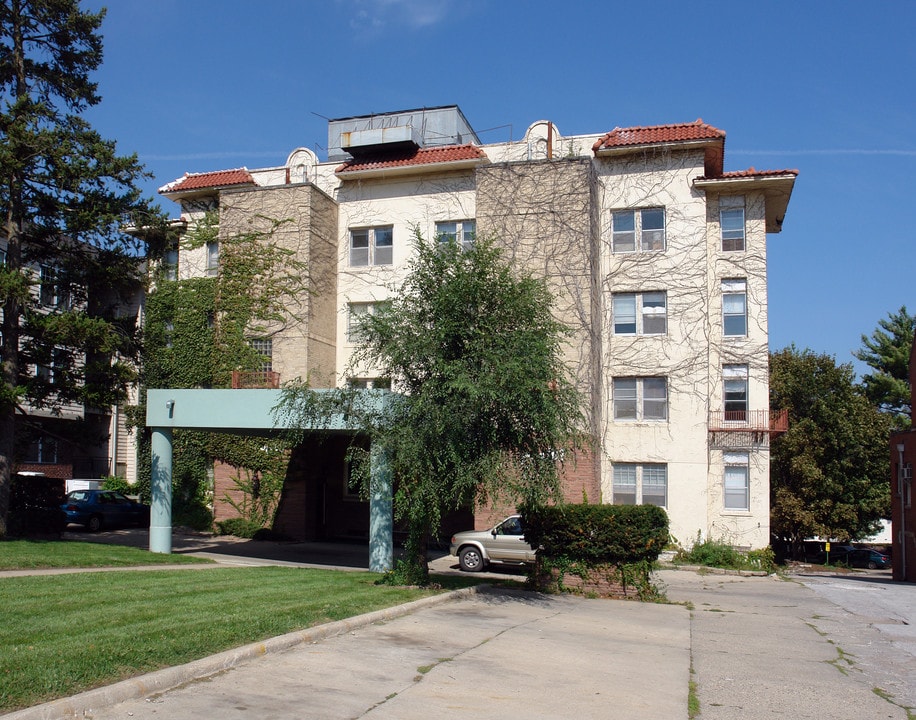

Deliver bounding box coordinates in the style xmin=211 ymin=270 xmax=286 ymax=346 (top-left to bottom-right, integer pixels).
xmin=231 ymin=370 xmax=281 ymax=389
xmin=708 ymin=409 xmax=788 ymax=435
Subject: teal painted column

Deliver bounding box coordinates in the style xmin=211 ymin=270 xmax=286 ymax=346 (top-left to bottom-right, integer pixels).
xmin=369 ymin=444 xmax=393 ymax=572
xmin=150 ymin=427 xmax=173 ymax=554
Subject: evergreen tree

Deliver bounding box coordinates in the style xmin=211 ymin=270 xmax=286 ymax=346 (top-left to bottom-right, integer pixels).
xmin=854 ymin=305 xmax=915 ymax=427
xmin=770 ymin=346 xmax=892 ymax=556
xmin=279 ymin=233 xmax=587 ymax=582
xmin=0 ymin=0 xmax=161 ymax=536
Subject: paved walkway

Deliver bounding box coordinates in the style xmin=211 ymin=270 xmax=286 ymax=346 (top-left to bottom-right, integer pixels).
xmin=4 ymin=534 xmax=915 ymax=719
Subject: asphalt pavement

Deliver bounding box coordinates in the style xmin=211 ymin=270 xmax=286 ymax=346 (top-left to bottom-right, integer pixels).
xmin=3 ymin=531 xmax=916 ymax=719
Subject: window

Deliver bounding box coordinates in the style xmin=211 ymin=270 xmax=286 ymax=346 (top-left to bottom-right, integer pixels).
xmin=249 ymin=338 xmax=273 ymax=372
xmin=0 ymin=246 xmax=6 ymax=265
xmin=206 ymin=241 xmax=219 ymax=277
xmin=164 ymin=321 xmax=174 ymax=349
xmin=613 ymin=292 xmax=666 ymax=335
xmin=722 ymin=279 xmax=747 ymax=336
xmin=724 ymin=452 xmax=749 ymax=510
xmin=25 ymin=436 xmax=58 ymax=464
xmin=721 ymin=208 xmax=745 ymax=251
xmin=162 ymin=247 xmax=178 ymax=281
xmin=613 ymin=377 xmax=667 ymax=421
xmin=39 ymin=265 xmax=65 ymax=307
xmin=347 ymin=302 xmax=372 ymax=342
xmin=34 ymin=348 xmax=67 ymax=385
xmin=612 ymin=463 xmax=667 ymax=507
xmin=612 ymin=208 xmax=665 ymax=253
xmin=348 ymin=377 xmax=391 ymax=390
xmin=350 ymin=226 xmax=393 ymax=266
xmin=436 ymin=220 xmax=475 ymax=249
xmin=723 ymin=365 xmax=748 ymax=422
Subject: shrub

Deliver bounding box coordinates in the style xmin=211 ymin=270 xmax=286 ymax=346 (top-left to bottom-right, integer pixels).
xmin=214 ymin=517 xmax=263 ymax=539
xmin=8 ymin=475 xmax=67 ymax=537
xmin=523 ymin=504 xmax=669 ymax=599
xmin=523 ymin=503 xmax=669 ymax=565
xmin=674 ymin=533 xmax=776 ymax=572
xmin=100 ymin=475 xmax=133 ymax=494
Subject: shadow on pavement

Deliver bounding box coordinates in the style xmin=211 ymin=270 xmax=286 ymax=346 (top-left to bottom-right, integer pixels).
xmin=62 ymin=526 xmax=530 ymax=581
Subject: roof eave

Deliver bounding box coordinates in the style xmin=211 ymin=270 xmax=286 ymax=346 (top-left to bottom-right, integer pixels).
xmin=595 ymin=137 xmax=724 ymax=175
xmin=335 ymin=157 xmax=485 ymax=181
xmin=160 ymin=184 xmax=253 ymax=202
xmin=693 ymin=173 xmax=797 ymax=233
xmin=594 ymin=137 xmax=721 ymax=157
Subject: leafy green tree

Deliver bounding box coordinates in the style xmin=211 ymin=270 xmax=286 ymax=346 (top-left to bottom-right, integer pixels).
xmin=0 ymin=0 xmax=162 ymax=536
xmin=279 ymin=233 xmax=587 ymax=582
xmin=769 ymin=346 xmax=893 ymax=556
xmin=854 ymin=305 xmax=915 ymax=427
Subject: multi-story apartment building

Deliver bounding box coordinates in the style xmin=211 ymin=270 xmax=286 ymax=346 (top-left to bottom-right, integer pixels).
xmin=159 ymin=106 xmax=796 ymax=549
xmin=0 ymin=238 xmax=143 ymax=484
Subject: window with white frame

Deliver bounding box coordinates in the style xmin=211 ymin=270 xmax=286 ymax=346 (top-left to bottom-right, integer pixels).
xmin=347 ymin=377 xmax=391 ymax=390
xmin=39 ymin=265 xmax=68 ymax=308
xmin=613 ymin=377 xmax=667 ymax=421
xmin=37 ymin=348 xmax=68 ymax=386
xmin=612 ymin=208 xmax=665 ymax=253
xmin=162 ymin=246 xmax=178 ymax=281
xmin=347 ymin=302 xmax=388 ymax=342
xmin=723 ymin=365 xmax=748 ymax=422
xmin=436 ymin=220 xmax=475 ymax=249
xmin=724 ymin=452 xmax=750 ymax=510
xmin=206 ymin=241 xmax=219 ymax=276
xmin=0 ymin=246 xmax=6 ymax=264
xmin=721 ymin=208 xmax=745 ymax=251
xmin=722 ymin=279 xmax=747 ymax=336
xmin=350 ymin=226 xmax=393 ymax=266
xmin=612 ymin=463 xmax=667 ymax=507
xmin=613 ymin=292 xmax=666 ymax=335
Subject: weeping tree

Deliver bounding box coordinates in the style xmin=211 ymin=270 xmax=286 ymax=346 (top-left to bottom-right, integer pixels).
xmin=0 ymin=0 xmax=163 ymax=536
xmin=278 ymin=232 xmax=587 ymax=582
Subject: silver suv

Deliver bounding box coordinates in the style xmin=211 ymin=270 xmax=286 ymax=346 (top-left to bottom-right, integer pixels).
xmin=449 ymin=515 xmax=535 ymax=572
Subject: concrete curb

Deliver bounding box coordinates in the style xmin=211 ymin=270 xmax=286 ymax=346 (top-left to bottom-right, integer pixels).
xmin=2 ymin=586 xmax=483 ymax=720
xmin=658 ymin=562 xmax=770 ymax=577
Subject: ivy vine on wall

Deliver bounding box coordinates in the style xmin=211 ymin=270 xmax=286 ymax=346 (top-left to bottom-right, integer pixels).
xmin=133 ymin=211 xmax=308 ymax=530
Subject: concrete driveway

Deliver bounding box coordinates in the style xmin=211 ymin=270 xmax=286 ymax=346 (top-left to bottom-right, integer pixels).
xmin=7 ymin=533 xmax=916 ymax=720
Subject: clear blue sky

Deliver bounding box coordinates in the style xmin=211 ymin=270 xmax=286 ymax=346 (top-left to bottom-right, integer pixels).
xmin=83 ymin=0 xmax=915 ymax=371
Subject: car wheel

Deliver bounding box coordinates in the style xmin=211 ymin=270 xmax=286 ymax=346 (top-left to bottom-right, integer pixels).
xmin=86 ymin=515 xmax=103 ymax=533
xmin=459 ymin=546 xmax=485 ymax=572
xmin=867 ymin=561 xmax=877 ymax=569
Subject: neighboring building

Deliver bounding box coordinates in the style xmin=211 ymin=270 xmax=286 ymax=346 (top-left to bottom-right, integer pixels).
xmin=889 ymin=337 xmax=916 ymax=581
xmin=0 ymin=238 xmax=143 ymax=484
xmin=158 ymin=105 xmax=797 ymax=548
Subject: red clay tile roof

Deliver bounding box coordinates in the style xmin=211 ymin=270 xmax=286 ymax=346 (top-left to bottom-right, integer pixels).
xmin=160 ymin=168 xmax=255 ymax=193
xmin=592 ymin=119 xmax=725 ymax=153
xmin=336 ymin=144 xmax=488 ymax=174
xmin=697 ymin=167 xmax=799 ymax=180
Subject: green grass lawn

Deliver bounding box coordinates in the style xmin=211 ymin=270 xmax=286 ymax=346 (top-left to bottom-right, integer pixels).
xmin=0 ymin=565 xmax=451 ymax=712
xmin=0 ymin=539 xmax=211 ymax=570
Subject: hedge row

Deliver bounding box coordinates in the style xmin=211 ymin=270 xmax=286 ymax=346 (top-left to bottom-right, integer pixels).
xmin=523 ymin=503 xmax=669 ymax=565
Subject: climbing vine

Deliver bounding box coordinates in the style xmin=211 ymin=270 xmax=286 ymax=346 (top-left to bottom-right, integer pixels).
xmin=133 ymin=211 xmax=308 ymax=529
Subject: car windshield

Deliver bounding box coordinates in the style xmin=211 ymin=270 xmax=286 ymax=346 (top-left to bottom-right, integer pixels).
xmin=67 ymin=491 xmax=90 ymax=502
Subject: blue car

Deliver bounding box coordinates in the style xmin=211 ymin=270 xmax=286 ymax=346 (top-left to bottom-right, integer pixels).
xmin=62 ymin=489 xmax=150 ymax=532
xmin=847 ymin=548 xmax=891 ymax=570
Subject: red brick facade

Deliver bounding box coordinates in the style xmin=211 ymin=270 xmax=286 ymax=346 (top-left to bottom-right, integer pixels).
xmin=474 ymin=449 xmax=601 ymax=531
xmin=889 ymin=336 xmax=916 ymax=582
